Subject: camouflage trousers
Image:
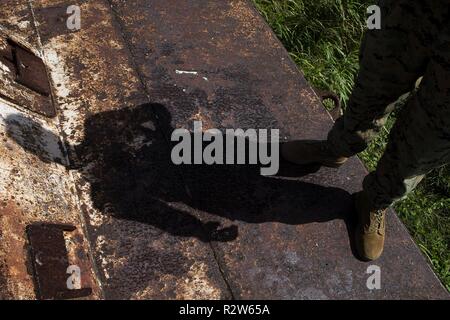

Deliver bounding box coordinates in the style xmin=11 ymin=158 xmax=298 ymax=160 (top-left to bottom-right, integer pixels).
xmin=328 ymin=0 xmax=450 ymax=209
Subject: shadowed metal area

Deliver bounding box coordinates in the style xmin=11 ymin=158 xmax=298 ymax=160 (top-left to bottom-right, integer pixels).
xmin=0 ymin=0 xmax=448 ymax=299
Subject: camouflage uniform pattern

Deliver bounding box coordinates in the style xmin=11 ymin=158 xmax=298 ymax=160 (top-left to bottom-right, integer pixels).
xmin=328 ymin=0 xmax=450 ymax=209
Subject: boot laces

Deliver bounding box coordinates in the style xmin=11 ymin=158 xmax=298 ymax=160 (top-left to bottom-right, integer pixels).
xmin=369 ymin=210 xmax=385 ymax=233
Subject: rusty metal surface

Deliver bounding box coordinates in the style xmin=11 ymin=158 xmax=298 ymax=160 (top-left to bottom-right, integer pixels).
xmin=31 ymin=0 xmax=230 ymax=299
xmin=0 ymin=0 xmax=100 ymax=299
xmin=0 ymin=97 xmax=101 ymax=299
xmin=0 ymin=0 xmax=40 ymax=47
xmin=27 ymin=223 xmax=92 ymax=299
xmin=0 ymin=0 xmax=448 ymax=300
xmin=109 ymin=0 xmax=449 ymax=299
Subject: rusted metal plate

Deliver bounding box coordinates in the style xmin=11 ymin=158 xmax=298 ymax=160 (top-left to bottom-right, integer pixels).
xmin=27 ymin=223 xmax=92 ymax=300
xmin=0 ymin=1 xmax=100 ymax=297
xmin=32 ymin=0 xmax=231 ymax=299
xmin=1 ymin=0 xmax=448 ymax=300
xmin=0 ymin=97 xmax=101 ymax=299
xmin=110 ymin=0 xmax=449 ymax=299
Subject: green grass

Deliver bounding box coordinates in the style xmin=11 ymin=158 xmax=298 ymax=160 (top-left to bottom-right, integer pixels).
xmin=253 ymin=0 xmax=450 ymax=291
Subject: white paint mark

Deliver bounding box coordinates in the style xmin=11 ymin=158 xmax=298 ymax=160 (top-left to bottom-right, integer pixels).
xmin=175 ymin=70 xmax=198 ymax=75
xmin=175 ymin=70 xmax=209 ymax=82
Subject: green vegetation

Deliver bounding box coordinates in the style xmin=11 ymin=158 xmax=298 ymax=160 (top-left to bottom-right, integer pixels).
xmin=253 ymin=0 xmax=450 ymax=291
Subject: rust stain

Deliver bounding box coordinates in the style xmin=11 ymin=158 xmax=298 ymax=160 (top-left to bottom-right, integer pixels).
xmin=0 ymin=0 xmax=40 ymax=47
xmin=0 ymin=201 xmax=35 ymax=299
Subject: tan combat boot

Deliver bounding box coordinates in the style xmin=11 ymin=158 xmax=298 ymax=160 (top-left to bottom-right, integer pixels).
xmin=281 ymin=140 xmax=348 ymax=168
xmin=354 ymin=191 xmax=387 ymax=261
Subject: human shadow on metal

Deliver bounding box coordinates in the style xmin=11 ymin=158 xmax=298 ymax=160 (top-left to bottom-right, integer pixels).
xmin=5 ymin=103 xmax=356 ymax=245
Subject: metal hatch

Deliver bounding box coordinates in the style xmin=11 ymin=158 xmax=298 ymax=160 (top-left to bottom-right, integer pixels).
xmin=0 ymin=30 xmax=55 ymax=118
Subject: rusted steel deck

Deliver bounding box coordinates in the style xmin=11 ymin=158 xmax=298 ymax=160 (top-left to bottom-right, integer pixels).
xmin=0 ymin=0 xmax=448 ymax=299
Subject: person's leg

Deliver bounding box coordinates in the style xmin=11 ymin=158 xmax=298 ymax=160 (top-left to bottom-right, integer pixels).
xmin=328 ymin=0 xmax=432 ymax=157
xmin=354 ymin=22 xmax=450 ymax=261
xmin=282 ymin=0 xmax=433 ymax=166
xmin=363 ymin=32 xmax=450 ymax=210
